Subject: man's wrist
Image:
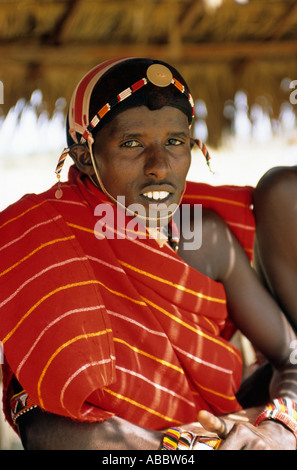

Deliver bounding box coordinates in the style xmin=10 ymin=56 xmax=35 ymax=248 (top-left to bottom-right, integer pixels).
xmin=257 ymin=419 xmax=296 ymax=447
xmin=254 ymin=398 xmax=297 ymax=447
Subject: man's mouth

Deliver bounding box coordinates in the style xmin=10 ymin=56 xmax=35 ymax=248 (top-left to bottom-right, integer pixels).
xmin=141 ymin=191 xmax=170 ymax=202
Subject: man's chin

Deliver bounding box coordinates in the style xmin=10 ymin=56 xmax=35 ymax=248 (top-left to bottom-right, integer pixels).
xmin=115 ymin=196 xmax=179 ymax=228
xmin=140 ymin=203 xmax=179 ymax=230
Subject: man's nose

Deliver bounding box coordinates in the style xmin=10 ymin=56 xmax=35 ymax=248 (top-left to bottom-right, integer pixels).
xmin=144 ymin=146 xmax=170 ymax=179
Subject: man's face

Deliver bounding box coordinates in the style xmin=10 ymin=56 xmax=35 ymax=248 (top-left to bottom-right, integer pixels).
xmin=92 ymin=105 xmax=192 ymax=222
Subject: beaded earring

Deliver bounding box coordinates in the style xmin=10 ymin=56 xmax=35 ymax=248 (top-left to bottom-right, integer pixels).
xmin=194 ymin=138 xmax=213 ymax=173
xmin=54 ymin=147 xmax=69 ymax=199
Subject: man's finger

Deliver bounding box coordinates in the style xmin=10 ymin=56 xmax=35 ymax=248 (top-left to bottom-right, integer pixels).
xmin=197 ymin=410 xmax=233 ymax=439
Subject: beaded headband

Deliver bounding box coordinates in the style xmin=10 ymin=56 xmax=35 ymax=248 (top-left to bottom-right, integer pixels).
xmin=68 ymin=59 xmax=195 ymax=147
xmin=84 ymin=65 xmax=195 ymax=144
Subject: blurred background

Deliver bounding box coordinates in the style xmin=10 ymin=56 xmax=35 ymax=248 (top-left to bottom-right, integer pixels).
xmin=0 ymin=0 xmax=297 ymax=449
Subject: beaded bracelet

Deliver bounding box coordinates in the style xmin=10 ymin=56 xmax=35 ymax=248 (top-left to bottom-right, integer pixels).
xmin=161 ymin=426 xmax=222 ymax=450
xmin=254 ymin=398 xmax=297 ymax=444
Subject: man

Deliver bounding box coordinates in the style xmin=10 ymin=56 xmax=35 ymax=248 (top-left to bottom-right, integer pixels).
xmin=1 ymin=57 xmax=297 ymax=450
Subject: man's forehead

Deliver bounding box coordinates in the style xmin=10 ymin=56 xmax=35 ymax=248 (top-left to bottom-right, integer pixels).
xmin=100 ymin=106 xmax=190 ymax=134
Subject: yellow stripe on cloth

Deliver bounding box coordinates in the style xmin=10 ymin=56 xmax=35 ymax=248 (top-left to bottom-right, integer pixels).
xmin=0 ymin=236 xmax=75 ymax=279
xmin=118 ymin=260 xmax=226 ymax=304
xmin=0 ymin=200 xmax=47 ymax=230
xmin=195 ymin=380 xmax=238 ymax=402
xmin=38 ymin=329 xmax=112 ymax=407
xmin=113 ymin=337 xmax=184 ymax=374
xmin=103 ymin=388 xmax=183 ymax=425
xmin=183 ymin=193 xmax=248 ymax=208
xmin=2 ymin=280 xmax=99 ymax=344
xmin=67 ymin=222 xmax=105 ymax=239
xmin=3 ymin=280 xmax=146 ymax=344
xmin=142 ymin=296 xmax=242 ymax=364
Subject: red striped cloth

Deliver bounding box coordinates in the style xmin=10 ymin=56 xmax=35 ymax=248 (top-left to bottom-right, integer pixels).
xmin=0 ymin=167 xmax=255 ymax=431
xmin=183 ymin=181 xmax=255 ymax=260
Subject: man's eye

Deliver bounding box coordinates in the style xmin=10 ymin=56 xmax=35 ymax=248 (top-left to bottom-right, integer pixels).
xmin=167 ymin=138 xmax=183 ymax=146
xmin=121 ymin=140 xmax=141 ymax=148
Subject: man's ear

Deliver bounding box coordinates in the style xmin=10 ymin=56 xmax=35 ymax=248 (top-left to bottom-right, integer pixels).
xmin=68 ymin=144 xmax=94 ymax=176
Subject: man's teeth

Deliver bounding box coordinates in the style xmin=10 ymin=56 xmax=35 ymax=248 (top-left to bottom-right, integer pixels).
xmin=143 ymin=191 xmax=169 ymax=201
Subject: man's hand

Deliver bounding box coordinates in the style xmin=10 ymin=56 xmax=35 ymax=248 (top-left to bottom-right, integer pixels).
xmin=197 ymin=410 xmax=296 ymax=450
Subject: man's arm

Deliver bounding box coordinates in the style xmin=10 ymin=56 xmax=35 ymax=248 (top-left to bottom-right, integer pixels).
xmin=18 ymin=408 xmax=163 ymax=450
xmin=196 ymin=212 xmax=297 ymax=449
xmin=218 ymin=217 xmax=296 ymax=387
xmin=253 ymin=166 xmax=297 ymax=330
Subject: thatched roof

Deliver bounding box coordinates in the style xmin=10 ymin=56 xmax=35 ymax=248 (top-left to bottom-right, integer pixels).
xmin=1 ymin=0 xmax=297 ymax=145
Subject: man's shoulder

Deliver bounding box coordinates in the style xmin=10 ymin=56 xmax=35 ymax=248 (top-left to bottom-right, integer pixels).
xmin=0 ymin=183 xmax=63 ymax=237
xmin=0 ymin=178 xmax=83 ymax=224
xmin=201 ymin=208 xmax=231 ymax=243
xmin=180 ymin=204 xmax=227 ymax=229
xmin=184 ymin=180 xmax=254 ymax=200
xmin=0 ymin=192 xmax=44 ymax=222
